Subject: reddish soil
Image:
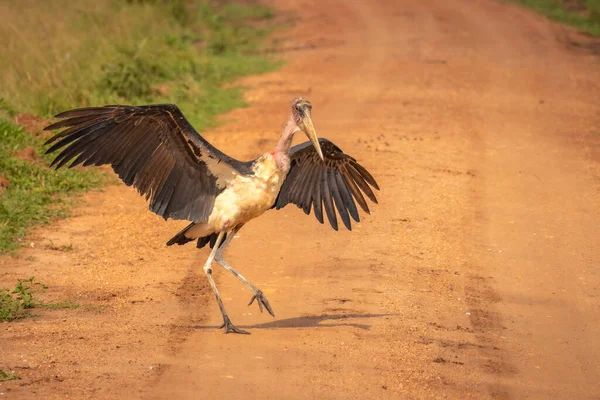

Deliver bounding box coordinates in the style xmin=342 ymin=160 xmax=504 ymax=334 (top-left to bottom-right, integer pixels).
xmin=13 ymin=113 xmax=49 ymax=138
xmin=1 ymin=0 xmax=599 ymax=398
xmin=14 ymin=147 xmax=40 ymax=164
xmin=0 ymin=177 xmax=10 ymax=193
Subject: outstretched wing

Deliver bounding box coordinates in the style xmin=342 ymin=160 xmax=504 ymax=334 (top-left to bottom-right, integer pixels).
xmin=44 ymin=104 xmax=252 ymax=223
xmin=274 ymin=138 xmax=379 ymax=230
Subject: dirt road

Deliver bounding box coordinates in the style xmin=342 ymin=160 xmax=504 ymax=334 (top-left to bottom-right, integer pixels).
xmin=2 ymin=0 xmax=599 ymax=398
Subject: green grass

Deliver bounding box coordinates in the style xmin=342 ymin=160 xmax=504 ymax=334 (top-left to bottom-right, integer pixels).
xmin=0 ymin=277 xmax=46 ymax=321
xmin=0 ymin=119 xmax=104 ymax=253
xmin=0 ymin=0 xmax=279 ymax=127
xmin=0 ymin=277 xmax=80 ymax=321
xmin=0 ymin=0 xmax=280 ymax=254
xmin=41 ymin=300 xmax=80 ymax=310
xmin=0 ymin=370 xmax=20 ymax=382
xmin=508 ymin=0 xmax=600 ymax=36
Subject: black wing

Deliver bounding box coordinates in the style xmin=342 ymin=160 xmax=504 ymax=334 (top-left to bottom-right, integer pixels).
xmin=44 ymin=104 xmax=252 ymax=223
xmin=274 ymin=138 xmax=379 ymax=230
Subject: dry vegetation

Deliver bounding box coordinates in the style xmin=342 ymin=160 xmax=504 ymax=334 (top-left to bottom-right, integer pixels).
xmin=0 ymin=0 xmax=277 ymax=123
xmin=0 ymin=0 xmax=278 ymax=254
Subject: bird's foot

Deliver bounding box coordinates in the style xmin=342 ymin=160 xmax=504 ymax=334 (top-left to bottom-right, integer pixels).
xmin=248 ymin=290 xmax=275 ymax=317
xmin=219 ymin=317 xmax=250 ymax=335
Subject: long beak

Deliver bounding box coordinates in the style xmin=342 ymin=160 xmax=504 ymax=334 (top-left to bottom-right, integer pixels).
xmin=301 ymin=111 xmax=324 ymax=161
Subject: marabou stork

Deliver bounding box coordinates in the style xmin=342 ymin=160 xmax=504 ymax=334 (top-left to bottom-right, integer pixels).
xmin=44 ymin=98 xmax=379 ymax=334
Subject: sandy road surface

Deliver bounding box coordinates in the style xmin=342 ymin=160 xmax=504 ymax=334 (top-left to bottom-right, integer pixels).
xmin=2 ymin=0 xmax=600 ymax=398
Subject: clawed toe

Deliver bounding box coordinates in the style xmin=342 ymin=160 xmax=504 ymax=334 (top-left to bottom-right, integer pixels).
xmin=248 ymin=290 xmax=275 ymax=317
xmin=219 ymin=318 xmax=250 ymax=334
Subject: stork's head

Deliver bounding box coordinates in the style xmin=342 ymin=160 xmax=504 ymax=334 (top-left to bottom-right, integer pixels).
xmin=292 ymin=97 xmax=324 ymax=160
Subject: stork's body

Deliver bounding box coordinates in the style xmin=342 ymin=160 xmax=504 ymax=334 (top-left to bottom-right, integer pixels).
xmin=183 ymin=152 xmax=286 ymax=241
xmin=44 ymin=98 xmax=379 ymax=334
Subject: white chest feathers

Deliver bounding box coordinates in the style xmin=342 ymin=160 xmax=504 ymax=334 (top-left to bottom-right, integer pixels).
xmin=207 ymin=153 xmax=287 ymax=231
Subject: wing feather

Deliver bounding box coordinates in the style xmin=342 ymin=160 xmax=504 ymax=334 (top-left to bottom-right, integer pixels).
xmin=290 ymin=159 xmax=312 ymax=201
xmin=321 ymin=169 xmax=338 ymax=230
xmin=300 ymin=162 xmax=320 ymax=215
xmin=52 ymin=107 xmax=114 ymax=119
xmin=328 ymin=170 xmax=350 ymax=230
xmin=312 ymin=173 xmax=324 ymax=223
xmin=346 ymin=164 xmax=378 ymax=203
xmin=274 ymin=138 xmax=378 ymax=230
xmin=352 ymin=162 xmax=380 ymax=190
xmin=340 ymin=166 xmax=370 ymax=213
xmin=44 ymin=104 xmax=252 ymax=222
xmin=335 ymin=170 xmax=359 ymax=223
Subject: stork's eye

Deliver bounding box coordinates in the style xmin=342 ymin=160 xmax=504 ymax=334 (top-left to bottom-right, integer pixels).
xmin=295 ymin=102 xmax=311 ymax=112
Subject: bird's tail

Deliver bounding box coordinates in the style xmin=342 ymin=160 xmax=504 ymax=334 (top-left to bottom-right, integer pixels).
xmin=195 ymin=232 xmax=227 ymax=249
xmin=166 ymin=222 xmax=196 ymax=246
xmin=166 ymin=223 xmax=227 ymax=249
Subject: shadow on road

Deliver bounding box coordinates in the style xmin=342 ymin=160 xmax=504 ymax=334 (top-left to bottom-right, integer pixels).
xmin=191 ymin=313 xmax=394 ymax=331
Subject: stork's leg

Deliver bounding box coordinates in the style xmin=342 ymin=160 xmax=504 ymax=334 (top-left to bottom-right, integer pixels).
xmin=215 ymin=225 xmax=275 ymax=317
xmin=203 ymin=230 xmax=249 ymax=335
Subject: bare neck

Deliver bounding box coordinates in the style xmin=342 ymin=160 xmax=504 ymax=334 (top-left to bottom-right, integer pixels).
xmin=271 ymin=114 xmax=297 ymax=171
xmin=274 ymin=114 xmax=298 ymax=155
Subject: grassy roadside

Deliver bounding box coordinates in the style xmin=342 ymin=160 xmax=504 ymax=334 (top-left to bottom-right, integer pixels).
xmin=0 ymin=0 xmax=280 ymax=254
xmin=0 ymin=119 xmax=104 ymax=253
xmin=1 ymin=277 xmax=48 ymax=322
xmin=507 ymin=0 xmax=600 ymax=36
xmin=1 ymin=275 xmax=81 ymax=328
